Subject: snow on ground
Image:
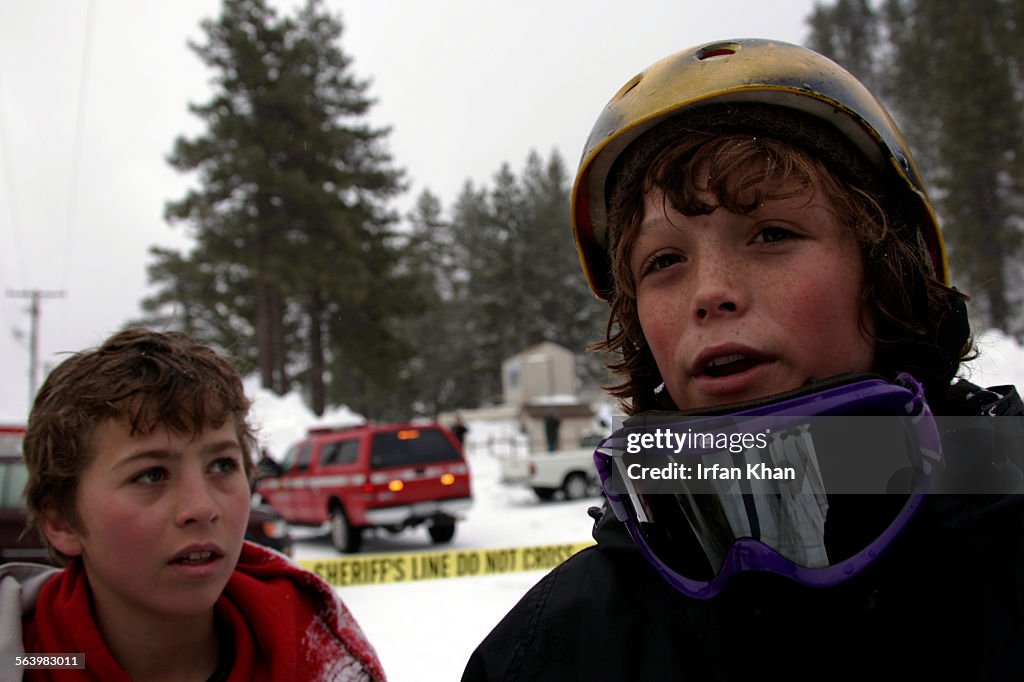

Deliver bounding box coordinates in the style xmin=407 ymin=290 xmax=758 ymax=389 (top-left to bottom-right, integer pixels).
xmin=244 ymin=387 xmax=599 ymax=681
xmin=248 ymin=329 xmax=1023 ymax=682
xmin=296 ymin=451 xmax=599 ymax=682
xmin=244 ymin=376 xmax=365 ymax=459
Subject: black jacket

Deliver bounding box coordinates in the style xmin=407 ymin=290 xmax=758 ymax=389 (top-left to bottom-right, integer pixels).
xmin=463 ymin=382 xmax=1024 ymax=681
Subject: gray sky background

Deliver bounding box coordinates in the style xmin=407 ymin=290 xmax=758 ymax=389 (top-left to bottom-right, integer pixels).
xmin=0 ymin=0 xmax=820 ymax=421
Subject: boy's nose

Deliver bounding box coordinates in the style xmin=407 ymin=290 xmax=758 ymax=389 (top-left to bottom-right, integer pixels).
xmin=696 ymin=299 xmax=738 ymax=320
xmin=175 ymin=474 xmax=221 ymax=526
xmin=692 ymin=258 xmax=744 ymax=321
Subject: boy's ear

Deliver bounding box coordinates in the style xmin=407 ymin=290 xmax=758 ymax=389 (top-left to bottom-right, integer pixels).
xmin=40 ymin=502 xmax=83 ymax=558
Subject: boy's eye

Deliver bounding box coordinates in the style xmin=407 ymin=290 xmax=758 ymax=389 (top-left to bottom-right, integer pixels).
xmin=210 ymin=457 xmax=241 ymax=476
xmin=753 ymin=225 xmax=797 ymax=243
xmin=641 ymin=252 xmax=684 ymax=276
xmin=134 ymin=468 xmax=168 ymax=485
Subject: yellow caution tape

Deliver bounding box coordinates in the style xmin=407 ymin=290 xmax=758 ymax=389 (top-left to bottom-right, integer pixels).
xmin=299 ymin=540 xmax=596 ymax=587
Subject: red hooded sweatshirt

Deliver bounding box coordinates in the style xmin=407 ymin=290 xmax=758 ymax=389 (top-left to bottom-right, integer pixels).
xmin=21 ymin=542 xmax=386 ymax=681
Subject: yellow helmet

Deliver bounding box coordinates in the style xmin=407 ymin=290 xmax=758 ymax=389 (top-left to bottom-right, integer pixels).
xmin=571 ymin=38 xmax=948 ymax=299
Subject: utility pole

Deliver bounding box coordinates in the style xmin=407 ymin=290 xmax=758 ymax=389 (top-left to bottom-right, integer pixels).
xmin=6 ymin=289 xmax=66 ymax=405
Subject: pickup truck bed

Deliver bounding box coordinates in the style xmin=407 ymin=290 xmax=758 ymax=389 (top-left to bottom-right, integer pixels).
xmin=499 ymin=446 xmax=601 ymax=501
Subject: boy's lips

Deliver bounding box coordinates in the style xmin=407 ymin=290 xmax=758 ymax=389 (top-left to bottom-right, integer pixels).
xmin=690 ymin=345 xmax=772 ymax=378
xmin=170 ymin=543 xmax=224 ymax=562
xmin=689 ymin=345 xmax=776 ymax=398
xmin=168 ymin=543 xmax=226 ymax=577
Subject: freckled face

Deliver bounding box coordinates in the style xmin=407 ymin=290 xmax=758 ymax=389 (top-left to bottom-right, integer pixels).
xmin=46 ymin=419 xmax=251 ymax=625
xmin=631 ymin=186 xmax=875 ymax=409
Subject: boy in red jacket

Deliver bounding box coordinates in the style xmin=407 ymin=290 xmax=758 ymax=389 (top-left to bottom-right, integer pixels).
xmin=5 ymin=328 xmax=385 ymax=681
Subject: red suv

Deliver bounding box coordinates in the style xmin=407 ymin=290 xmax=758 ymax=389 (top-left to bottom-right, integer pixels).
xmin=257 ymin=422 xmax=472 ymax=553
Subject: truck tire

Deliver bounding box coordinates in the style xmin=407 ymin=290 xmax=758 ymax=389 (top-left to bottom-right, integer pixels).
xmin=330 ymin=506 xmax=363 ymax=553
xmin=428 ymin=520 xmax=456 ymax=543
xmin=532 ymin=487 xmax=556 ymax=501
xmin=562 ymin=472 xmax=589 ymax=500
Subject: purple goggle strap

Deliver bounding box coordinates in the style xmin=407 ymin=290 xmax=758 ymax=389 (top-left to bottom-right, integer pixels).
xmin=593 ymin=373 xmax=942 ymax=599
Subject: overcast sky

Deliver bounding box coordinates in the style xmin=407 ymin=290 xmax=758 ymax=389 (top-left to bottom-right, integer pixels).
xmin=0 ymin=0 xmax=823 ymax=420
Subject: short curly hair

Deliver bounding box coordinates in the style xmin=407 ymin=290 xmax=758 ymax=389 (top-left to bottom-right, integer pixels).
xmin=592 ymin=113 xmax=971 ymax=415
xmin=22 ymin=327 xmax=257 ymax=564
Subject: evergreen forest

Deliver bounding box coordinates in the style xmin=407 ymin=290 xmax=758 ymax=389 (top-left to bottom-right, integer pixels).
xmin=143 ymin=0 xmax=1024 ymax=420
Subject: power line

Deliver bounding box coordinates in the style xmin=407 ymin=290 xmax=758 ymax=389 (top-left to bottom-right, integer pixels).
xmin=0 ymin=68 xmax=27 ymax=286
xmin=60 ymin=0 xmax=97 ymax=295
xmin=6 ymin=289 xmax=66 ymax=405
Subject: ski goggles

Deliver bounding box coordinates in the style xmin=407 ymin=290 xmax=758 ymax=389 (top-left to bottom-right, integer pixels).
xmin=594 ymin=373 xmax=942 ymax=599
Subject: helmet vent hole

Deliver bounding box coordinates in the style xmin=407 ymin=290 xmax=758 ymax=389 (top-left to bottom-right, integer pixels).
xmin=696 ymin=43 xmax=739 ymax=60
xmin=613 ymin=74 xmax=643 ymax=101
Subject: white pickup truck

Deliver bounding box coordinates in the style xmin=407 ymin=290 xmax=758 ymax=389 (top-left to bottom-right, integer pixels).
xmin=498 ymin=436 xmax=604 ymax=501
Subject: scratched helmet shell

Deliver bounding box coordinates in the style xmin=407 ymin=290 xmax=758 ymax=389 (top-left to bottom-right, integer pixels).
xmin=570 ymin=38 xmax=948 ymax=299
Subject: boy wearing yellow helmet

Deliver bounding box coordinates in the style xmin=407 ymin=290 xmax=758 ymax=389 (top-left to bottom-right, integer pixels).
xmin=464 ymin=39 xmax=1023 ymax=681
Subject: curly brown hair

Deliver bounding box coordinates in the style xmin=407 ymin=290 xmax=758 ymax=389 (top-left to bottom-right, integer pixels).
xmin=22 ymin=327 xmax=257 ymax=564
xmin=592 ymin=125 xmax=971 ymax=415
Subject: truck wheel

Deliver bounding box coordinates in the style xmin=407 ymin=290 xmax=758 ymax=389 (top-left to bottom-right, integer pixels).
xmin=562 ymin=472 xmax=589 ymax=500
xmin=532 ymin=487 xmax=556 ymax=501
xmin=330 ymin=507 xmax=363 ymax=553
xmin=428 ymin=521 xmax=456 ymax=544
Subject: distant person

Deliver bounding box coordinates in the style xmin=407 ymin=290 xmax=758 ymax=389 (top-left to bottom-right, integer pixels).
xmin=255 ymin=447 xmax=284 ymax=483
xmin=543 ymin=412 xmax=561 ymax=452
xmin=464 ymin=38 xmax=1023 ymax=680
xmin=451 ymin=415 xmax=469 ymax=448
xmin=1 ymin=328 xmax=385 ymax=681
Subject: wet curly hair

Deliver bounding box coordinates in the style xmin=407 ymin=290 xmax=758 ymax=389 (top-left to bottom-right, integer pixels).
xmin=22 ymin=327 xmax=257 ymax=565
xmin=591 ymin=107 xmax=971 ymax=415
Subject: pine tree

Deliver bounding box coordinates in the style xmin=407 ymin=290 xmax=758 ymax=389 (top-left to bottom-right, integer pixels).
xmin=138 ymin=246 xmax=266 ymax=371
xmin=152 ymin=0 xmax=406 ymax=412
xmin=888 ymin=0 xmax=1023 ymax=331
xmin=806 ymin=0 xmax=882 ymax=93
xmin=806 ymin=0 xmax=1024 ymax=335
xmin=519 ymin=149 xmax=608 ymax=385
xmin=441 ymin=150 xmax=610 ymax=407
xmin=392 ymin=190 xmax=480 ymax=416
xmin=449 ymin=176 xmax=512 ymax=404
